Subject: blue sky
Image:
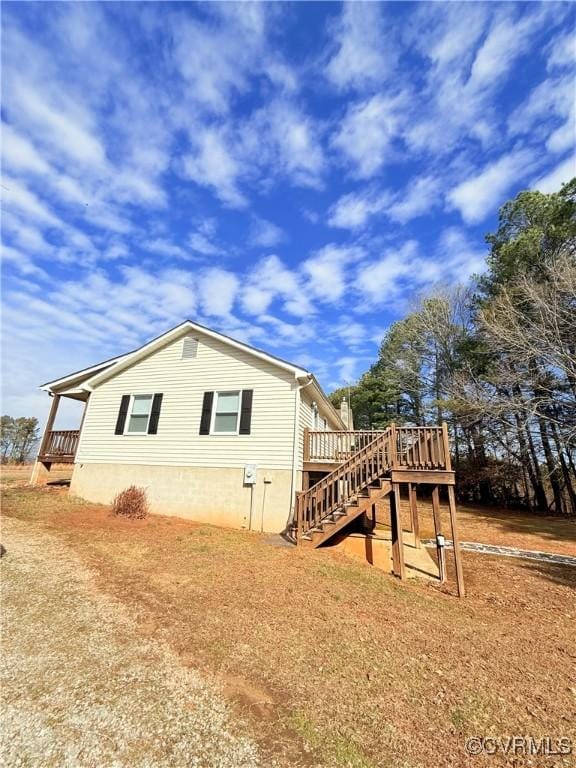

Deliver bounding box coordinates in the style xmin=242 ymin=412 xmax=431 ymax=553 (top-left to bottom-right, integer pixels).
xmin=1 ymin=1 xmax=575 ymax=427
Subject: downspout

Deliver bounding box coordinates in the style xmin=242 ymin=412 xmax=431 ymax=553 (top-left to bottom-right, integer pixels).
xmin=287 ymin=374 xmax=314 ymax=529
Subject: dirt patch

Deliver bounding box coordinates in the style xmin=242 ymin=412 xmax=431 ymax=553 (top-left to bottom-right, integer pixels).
xmin=2 ymin=480 xmax=575 ymax=768
xmin=0 ymin=516 xmax=268 ymax=768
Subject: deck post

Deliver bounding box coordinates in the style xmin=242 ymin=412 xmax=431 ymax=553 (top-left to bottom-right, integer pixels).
xmin=38 ymin=394 xmax=61 ymax=457
xmin=441 ymin=421 xmax=452 ymax=471
xmin=303 ymin=427 xmax=310 ymax=462
xmin=30 ymin=394 xmax=61 ymax=485
xmin=295 ymin=492 xmax=303 ymax=545
xmin=408 ymin=482 xmax=420 ymax=548
xmin=448 ymin=485 xmax=465 ymax=597
xmin=390 ymin=482 xmax=406 ymax=580
xmin=431 ymin=485 xmax=446 ymax=583
xmin=390 ymin=423 xmax=397 ymax=468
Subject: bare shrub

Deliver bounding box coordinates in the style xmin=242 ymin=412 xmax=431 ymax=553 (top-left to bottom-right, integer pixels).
xmin=111 ymin=485 xmax=148 ymax=519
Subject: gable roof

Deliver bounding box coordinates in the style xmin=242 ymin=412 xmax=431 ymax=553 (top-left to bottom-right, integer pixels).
xmin=41 ymin=320 xmax=344 ymax=426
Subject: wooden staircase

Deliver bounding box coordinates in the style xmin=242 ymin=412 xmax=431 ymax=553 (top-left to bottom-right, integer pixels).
xmin=295 ymin=423 xmax=466 ymax=596
xmin=298 ymin=478 xmax=392 ymax=548
xmin=296 ymin=428 xmax=396 ymax=548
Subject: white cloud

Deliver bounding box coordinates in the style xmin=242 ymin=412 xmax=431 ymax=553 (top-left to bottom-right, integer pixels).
xmin=181 ymin=128 xmax=246 ymax=207
xmin=402 ymin=4 xmax=565 ymax=157
xmin=249 ymin=217 xmax=285 ymax=248
xmin=334 ymin=356 xmax=360 ymax=385
xmin=325 ymin=2 xmax=397 ymax=91
xmin=171 ymin=4 xmax=297 ymax=117
xmin=7 ymin=76 xmax=106 ymax=168
xmin=246 ymin=100 xmax=325 ymax=189
xmin=145 ymin=239 xmax=188 ymax=259
xmin=354 ymin=231 xmax=485 ymax=307
xmin=468 ymin=16 xmax=522 ymax=90
xmin=2 ymin=177 xmax=60 ymax=226
xmin=547 ymin=119 xmax=575 ymax=154
xmin=328 ymin=189 xmax=388 ymax=230
xmin=532 ymin=155 xmax=576 ymax=194
xmin=241 ymin=286 xmax=274 ymax=315
xmin=328 ymin=176 xmax=438 ymax=230
xmin=1 ymin=124 xmax=51 ymax=174
xmin=508 ymin=74 xmax=574 ymax=152
xmin=240 ymin=255 xmax=312 ymax=318
xmin=331 ymin=94 xmax=404 ymax=178
xmin=303 ymin=245 xmax=363 ymax=302
xmin=171 ymin=11 xmax=261 ymax=114
xmin=437 ymin=227 xmax=487 ymax=277
xmin=198 ymin=268 xmax=239 ymax=317
xmin=387 ymin=176 xmax=439 ymax=223
xmin=547 ymin=31 xmax=576 ymax=71
xmin=356 ymin=242 xmax=419 ymax=303
xmin=409 ymin=3 xmax=488 ymax=73
xmin=332 ymin=319 xmax=368 ymax=350
xmin=188 ymin=232 xmax=220 ymax=257
xmin=447 ymin=149 xmax=535 ymax=223
xmin=1 ymin=244 xmax=49 ymax=279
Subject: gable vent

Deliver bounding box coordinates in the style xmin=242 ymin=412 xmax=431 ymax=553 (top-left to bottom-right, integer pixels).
xmin=182 ymin=335 xmax=199 ymax=359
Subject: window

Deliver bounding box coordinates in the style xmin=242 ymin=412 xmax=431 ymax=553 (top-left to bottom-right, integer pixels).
xmin=212 ymin=391 xmax=240 ymax=433
xmin=127 ymin=394 xmax=153 ymax=433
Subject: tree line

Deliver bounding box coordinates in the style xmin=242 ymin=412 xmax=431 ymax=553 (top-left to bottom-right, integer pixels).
xmin=1 ymin=416 xmax=40 ymax=463
xmin=330 ymin=180 xmax=576 ymax=517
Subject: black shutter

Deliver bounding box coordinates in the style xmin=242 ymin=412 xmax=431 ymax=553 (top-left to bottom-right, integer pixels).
xmin=148 ymin=393 xmax=163 ymax=434
xmin=199 ymin=391 xmax=214 ymax=435
xmin=239 ymin=389 xmax=253 ymax=435
xmin=115 ymin=395 xmax=130 ymax=435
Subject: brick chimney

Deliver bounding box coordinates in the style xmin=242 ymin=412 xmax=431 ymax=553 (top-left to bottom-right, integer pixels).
xmin=339 ymin=397 xmax=354 ymax=429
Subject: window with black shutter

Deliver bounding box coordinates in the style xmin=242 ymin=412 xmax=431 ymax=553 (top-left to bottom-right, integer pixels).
xmin=199 ymin=389 xmax=253 ymax=435
xmin=115 ymin=394 xmax=163 ymax=435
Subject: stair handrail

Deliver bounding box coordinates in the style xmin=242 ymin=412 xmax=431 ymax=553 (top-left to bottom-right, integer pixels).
xmin=296 ymin=427 xmax=393 ymax=540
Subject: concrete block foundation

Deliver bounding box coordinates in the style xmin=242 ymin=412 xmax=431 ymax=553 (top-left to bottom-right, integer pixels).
xmin=70 ymin=463 xmax=295 ymax=533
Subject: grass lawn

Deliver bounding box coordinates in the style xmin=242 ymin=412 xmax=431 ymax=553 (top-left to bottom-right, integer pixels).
xmin=2 ymin=467 xmax=575 ymax=767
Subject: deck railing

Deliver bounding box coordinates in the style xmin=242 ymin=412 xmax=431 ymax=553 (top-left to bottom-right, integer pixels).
xmin=298 ymin=424 xmax=451 ymax=539
xmin=305 ymin=425 xmax=448 ymax=469
xmin=394 ymin=426 xmax=447 ymax=471
xmin=40 ymin=429 xmax=80 ymax=458
xmin=305 ymin=429 xmax=385 ymax=462
xmin=297 ymin=428 xmax=394 ymax=539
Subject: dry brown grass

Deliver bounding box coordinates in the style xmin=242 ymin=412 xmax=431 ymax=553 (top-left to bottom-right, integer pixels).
xmin=375 ymin=491 xmax=576 ymax=557
xmin=2 ymin=479 xmax=575 ymax=768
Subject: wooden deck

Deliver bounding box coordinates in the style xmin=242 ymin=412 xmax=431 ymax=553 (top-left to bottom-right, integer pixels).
xmin=297 ymin=424 xmax=465 ymax=596
xmin=38 ymin=430 xmax=80 ymax=464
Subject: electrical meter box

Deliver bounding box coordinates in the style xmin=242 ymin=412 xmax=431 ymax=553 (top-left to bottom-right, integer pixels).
xmin=244 ymin=464 xmax=257 ymax=485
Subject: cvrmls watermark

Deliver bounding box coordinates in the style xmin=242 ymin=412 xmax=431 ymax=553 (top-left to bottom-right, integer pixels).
xmin=465 ymin=736 xmax=573 ymax=757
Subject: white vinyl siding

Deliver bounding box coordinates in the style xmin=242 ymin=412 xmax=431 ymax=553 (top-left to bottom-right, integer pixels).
xmin=297 ymin=391 xmax=338 ymax=465
xmin=76 ymin=330 xmax=298 ymax=470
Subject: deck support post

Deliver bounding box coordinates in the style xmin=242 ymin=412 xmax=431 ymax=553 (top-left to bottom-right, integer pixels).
xmin=38 ymin=394 xmax=61 ymax=457
xmin=390 ymin=482 xmax=406 ymax=580
xmin=30 ymin=394 xmax=61 ymax=486
xmin=448 ymin=485 xmax=465 ymax=598
xmin=295 ymin=492 xmax=303 ymax=545
xmin=408 ymin=483 xmax=420 ymax=548
xmin=431 ymin=485 xmax=446 ymax=583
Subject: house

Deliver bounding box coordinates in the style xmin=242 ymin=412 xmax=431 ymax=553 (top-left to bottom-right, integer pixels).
xmin=34 ymin=320 xmax=346 ymax=533
xmin=33 ymin=320 xmax=465 ymax=595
